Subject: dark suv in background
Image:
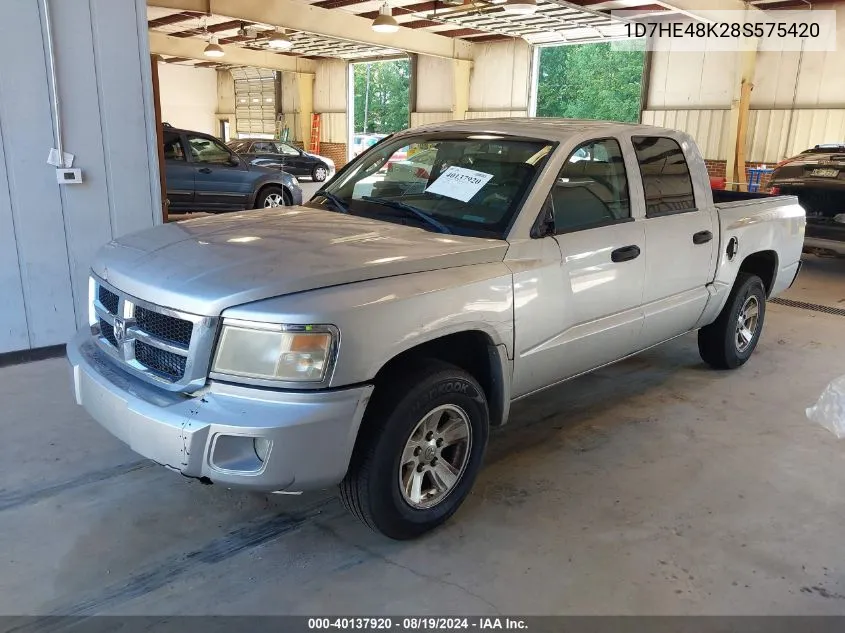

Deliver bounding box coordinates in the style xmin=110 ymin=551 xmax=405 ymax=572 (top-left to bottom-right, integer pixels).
xmin=768 ymin=143 xmax=845 ymax=257
xmin=162 ymin=125 xmax=302 ymax=214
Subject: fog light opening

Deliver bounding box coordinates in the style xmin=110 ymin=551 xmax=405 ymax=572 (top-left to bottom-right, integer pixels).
xmin=254 ymin=438 xmax=272 ymax=463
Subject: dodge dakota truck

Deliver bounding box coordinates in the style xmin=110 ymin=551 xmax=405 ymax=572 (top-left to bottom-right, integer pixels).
xmin=68 ymin=119 xmax=805 ymax=539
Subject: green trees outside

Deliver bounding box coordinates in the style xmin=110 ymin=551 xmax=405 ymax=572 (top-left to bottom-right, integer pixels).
xmin=536 ymin=43 xmax=645 ymax=123
xmin=353 ymin=59 xmax=410 ymax=134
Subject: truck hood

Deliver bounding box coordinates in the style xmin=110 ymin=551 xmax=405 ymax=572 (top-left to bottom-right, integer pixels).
xmin=93 ymin=206 xmax=508 ymax=316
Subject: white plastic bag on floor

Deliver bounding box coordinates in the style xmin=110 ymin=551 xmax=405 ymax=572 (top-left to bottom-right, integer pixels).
xmin=807 ymin=375 xmax=845 ymax=438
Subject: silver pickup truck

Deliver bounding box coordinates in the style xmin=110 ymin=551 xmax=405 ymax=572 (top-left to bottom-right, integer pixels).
xmin=68 ymin=119 xmax=805 ymax=539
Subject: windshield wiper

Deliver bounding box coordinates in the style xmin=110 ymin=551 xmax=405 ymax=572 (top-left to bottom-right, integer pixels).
xmin=314 ymin=190 xmax=349 ymax=214
xmin=361 ymin=196 xmax=452 ymax=234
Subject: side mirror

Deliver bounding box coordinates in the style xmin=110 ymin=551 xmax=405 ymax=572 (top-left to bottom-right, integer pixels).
xmin=229 ymin=155 xmax=240 ymax=166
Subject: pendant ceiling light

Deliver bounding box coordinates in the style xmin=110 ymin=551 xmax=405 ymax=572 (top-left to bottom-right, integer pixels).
xmin=267 ymin=29 xmax=293 ymax=49
xmin=203 ymin=34 xmax=225 ymax=57
xmin=371 ymin=3 xmax=399 ymax=33
xmin=502 ymin=0 xmax=537 ymax=15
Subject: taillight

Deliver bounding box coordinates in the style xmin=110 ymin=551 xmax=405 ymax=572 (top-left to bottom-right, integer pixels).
xmin=768 ymin=186 xmax=781 ymax=195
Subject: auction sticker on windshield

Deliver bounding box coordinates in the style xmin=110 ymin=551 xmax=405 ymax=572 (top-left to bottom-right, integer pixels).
xmin=425 ymin=166 xmax=494 ymax=202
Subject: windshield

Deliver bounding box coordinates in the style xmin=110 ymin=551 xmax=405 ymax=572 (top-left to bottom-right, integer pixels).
xmin=307 ymin=132 xmax=554 ymax=238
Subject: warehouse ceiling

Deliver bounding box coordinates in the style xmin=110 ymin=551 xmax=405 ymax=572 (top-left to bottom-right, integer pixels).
xmin=147 ymin=0 xmax=662 ymax=67
xmin=148 ymin=0 xmax=830 ymax=68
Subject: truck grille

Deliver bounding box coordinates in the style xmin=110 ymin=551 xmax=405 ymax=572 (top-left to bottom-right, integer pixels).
xmin=134 ymin=306 xmax=193 ymax=347
xmin=135 ymin=341 xmax=188 ymax=380
xmin=90 ymin=276 xmax=218 ymax=392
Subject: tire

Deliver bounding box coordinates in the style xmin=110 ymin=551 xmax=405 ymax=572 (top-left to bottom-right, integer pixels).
xmin=698 ymin=272 xmax=767 ymax=369
xmin=255 ymin=186 xmax=291 ymax=209
xmin=340 ymin=360 xmax=489 ymax=539
xmin=312 ymin=163 xmax=329 ymax=182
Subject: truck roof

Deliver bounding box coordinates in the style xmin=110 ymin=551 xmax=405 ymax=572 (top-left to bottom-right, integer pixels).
xmin=408 ymin=117 xmax=674 ymax=142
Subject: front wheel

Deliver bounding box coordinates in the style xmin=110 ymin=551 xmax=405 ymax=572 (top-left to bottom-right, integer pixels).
xmin=255 ymin=186 xmax=291 ymax=209
xmin=312 ymin=164 xmax=329 ymax=182
xmin=698 ymin=272 xmax=767 ymax=369
xmin=340 ymin=360 xmax=489 ymax=539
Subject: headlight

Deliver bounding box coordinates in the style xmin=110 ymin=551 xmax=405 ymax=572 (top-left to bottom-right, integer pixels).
xmin=211 ymin=320 xmax=337 ymax=383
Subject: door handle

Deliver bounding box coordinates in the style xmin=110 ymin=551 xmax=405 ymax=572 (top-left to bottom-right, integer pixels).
xmin=611 ymin=245 xmax=641 ymax=263
xmin=197 ymin=167 xmax=212 ymax=174
xmin=693 ymin=230 xmax=713 ymax=244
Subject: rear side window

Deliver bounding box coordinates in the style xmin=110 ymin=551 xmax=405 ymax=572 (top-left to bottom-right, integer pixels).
xmin=632 ymin=136 xmax=696 ymax=216
xmin=163 ymin=132 xmax=185 ymax=161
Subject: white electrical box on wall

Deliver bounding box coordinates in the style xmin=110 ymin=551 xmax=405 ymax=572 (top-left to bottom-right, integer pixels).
xmin=56 ymin=168 xmax=83 ymax=184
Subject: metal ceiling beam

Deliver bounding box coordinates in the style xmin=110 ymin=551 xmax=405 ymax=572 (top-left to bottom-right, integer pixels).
xmin=148 ymin=31 xmax=318 ymax=73
xmin=147 ymin=0 xmax=474 ymax=59
xmin=148 ymin=10 xmax=205 ymax=28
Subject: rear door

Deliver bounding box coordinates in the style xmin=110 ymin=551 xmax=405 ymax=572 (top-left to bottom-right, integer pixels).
xmin=633 ymin=135 xmax=717 ymax=348
xmin=162 ymin=131 xmax=194 ymax=210
xmin=186 ymin=133 xmax=252 ymax=210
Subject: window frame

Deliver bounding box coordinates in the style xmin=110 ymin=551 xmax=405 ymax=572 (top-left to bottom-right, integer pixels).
xmin=186 ymin=133 xmax=237 ymax=166
xmin=631 ymin=135 xmax=698 ymax=219
xmin=163 ymin=131 xmax=187 ymax=162
xmin=547 ymin=136 xmax=635 ymax=236
xmin=273 ymin=142 xmax=300 ymax=156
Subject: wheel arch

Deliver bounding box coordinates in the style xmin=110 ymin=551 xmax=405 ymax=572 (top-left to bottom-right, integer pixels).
xmin=738 ymin=249 xmax=779 ymax=296
xmin=370 ymin=330 xmax=512 ymax=428
xmin=253 ymin=182 xmax=292 ymax=208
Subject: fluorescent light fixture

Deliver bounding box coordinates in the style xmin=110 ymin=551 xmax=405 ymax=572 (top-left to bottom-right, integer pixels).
xmin=203 ymin=35 xmax=225 ymax=58
xmin=503 ymin=0 xmax=537 ymax=15
xmin=372 ymin=3 xmax=399 ymax=33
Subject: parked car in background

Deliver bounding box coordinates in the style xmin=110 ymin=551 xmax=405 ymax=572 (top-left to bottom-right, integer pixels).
xmin=227 ymin=138 xmax=335 ymax=182
xmin=69 ymin=119 xmax=804 ymax=539
xmin=162 ymin=125 xmax=302 ymax=213
xmin=352 ymin=133 xmax=381 ymax=157
xmin=768 ymin=143 xmax=845 ymax=256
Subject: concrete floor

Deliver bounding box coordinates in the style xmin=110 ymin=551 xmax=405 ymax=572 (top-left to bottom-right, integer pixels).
xmin=2 ymin=257 xmax=845 ymax=616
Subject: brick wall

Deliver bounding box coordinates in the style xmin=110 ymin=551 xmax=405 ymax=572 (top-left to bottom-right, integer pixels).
xmin=319 ymin=143 xmax=348 ymax=168
xmin=703 ymin=159 xmax=773 ymax=191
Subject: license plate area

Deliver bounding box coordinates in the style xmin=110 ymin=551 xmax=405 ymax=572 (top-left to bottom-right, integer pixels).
xmin=810 ymin=168 xmax=839 ymax=178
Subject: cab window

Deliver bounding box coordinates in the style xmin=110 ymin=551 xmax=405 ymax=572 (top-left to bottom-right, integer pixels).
xmin=632 ymin=136 xmax=696 ymax=216
xmin=550 ymin=138 xmax=631 ymax=233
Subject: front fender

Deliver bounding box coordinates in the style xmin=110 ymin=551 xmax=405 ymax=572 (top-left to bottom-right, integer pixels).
xmin=220 ymin=264 xmax=515 ymax=388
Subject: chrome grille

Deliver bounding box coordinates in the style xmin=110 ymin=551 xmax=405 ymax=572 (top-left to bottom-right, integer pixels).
xmin=134 ymin=306 xmax=193 ymax=347
xmin=90 ymin=276 xmax=218 ymax=392
xmin=135 ymin=341 xmax=188 ymax=379
xmin=98 ymin=286 xmax=119 ymax=314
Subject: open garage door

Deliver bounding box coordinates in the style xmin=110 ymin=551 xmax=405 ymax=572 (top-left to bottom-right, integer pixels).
xmin=232 ymin=67 xmax=277 ymax=138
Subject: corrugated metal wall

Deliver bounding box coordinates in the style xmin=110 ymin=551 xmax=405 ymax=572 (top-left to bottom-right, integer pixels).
xmin=642 ymin=110 xmax=731 ymax=160
xmin=643 ymin=108 xmax=845 ymax=163
xmin=469 ymin=40 xmax=531 ymax=113
xmin=313 ymin=59 xmax=347 ymax=143
xmin=0 ymin=0 xmax=159 ymax=353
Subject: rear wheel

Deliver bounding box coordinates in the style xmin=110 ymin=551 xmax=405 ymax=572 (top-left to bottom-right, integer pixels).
xmin=255 ymin=186 xmax=291 ymax=209
xmin=340 ymin=360 xmax=489 ymax=539
xmin=312 ymin=164 xmax=329 ymax=182
xmin=698 ymin=272 xmax=766 ymax=369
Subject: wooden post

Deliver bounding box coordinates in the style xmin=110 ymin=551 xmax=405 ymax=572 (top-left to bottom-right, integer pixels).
xmin=150 ymin=54 xmax=168 ymax=223
xmin=735 ymin=80 xmax=752 ymax=192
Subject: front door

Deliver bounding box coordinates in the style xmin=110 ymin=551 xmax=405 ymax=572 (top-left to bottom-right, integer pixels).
xmin=163 ymin=131 xmax=194 ymax=210
xmin=186 ymin=134 xmax=251 ymax=210
xmin=511 ymin=138 xmax=646 ymax=397
xmin=276 ymin=141 xmax=309 ymax=176
xmin=631 ymin=136 xmax=717 ymax=348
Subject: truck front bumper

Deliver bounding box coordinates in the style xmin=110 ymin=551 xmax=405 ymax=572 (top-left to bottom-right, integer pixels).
xmin=67 ymin=332 xmax=373 ymax=492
